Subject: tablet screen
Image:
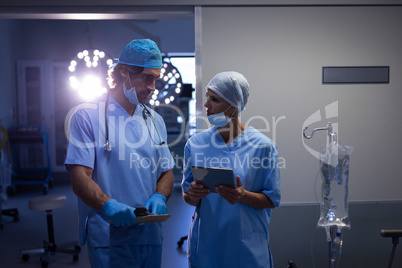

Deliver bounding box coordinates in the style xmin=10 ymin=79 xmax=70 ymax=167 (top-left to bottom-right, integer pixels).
xmin=191 ymin=166 xmax=235 ymax=193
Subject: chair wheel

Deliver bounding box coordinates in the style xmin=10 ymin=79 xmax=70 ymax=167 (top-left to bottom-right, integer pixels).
xmin=22 ymin=254 xmax=30 ymax=262
xmin=73 ymin=254 xmax=79 ymax=262
xmin=75 ymin=245 xmax=81 ymax=253
xmin=41 ymin=261 xmax=49 ymax=268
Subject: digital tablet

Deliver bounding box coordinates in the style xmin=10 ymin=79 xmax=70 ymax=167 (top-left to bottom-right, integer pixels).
xmin=191 ymin=166 xmax=236 ymax=193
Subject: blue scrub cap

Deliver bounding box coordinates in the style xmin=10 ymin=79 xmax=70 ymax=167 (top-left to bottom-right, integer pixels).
xmin=117 ymin=39 xmax=162 ymax=69
xmin=206 ymin=71 xmax=250 ymax=112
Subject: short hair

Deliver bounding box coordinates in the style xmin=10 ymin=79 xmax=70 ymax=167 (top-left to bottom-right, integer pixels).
xmin=107 ymin=64 xmax=144 ymax=89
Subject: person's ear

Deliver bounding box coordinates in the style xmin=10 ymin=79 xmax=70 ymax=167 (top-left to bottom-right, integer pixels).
xmin=120 ymin=68 xmax=129 ymax=78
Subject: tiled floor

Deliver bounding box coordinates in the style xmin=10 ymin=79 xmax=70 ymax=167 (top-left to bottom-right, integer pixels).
xmin=0 ymin=176 xmax=193 ymax=268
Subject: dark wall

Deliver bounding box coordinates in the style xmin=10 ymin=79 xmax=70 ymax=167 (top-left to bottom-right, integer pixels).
xmin=270 ymin=202 xmax=402 ymax=267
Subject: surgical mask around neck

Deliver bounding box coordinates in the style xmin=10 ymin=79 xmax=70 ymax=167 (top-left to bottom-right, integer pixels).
xmin=208 ymin=106 xmax=236 ymax=127
xmin=123 ymin=74 xmax=140 ymax=105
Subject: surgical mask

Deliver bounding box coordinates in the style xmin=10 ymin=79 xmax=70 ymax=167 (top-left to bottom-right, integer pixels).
xmin=208 ymin=106 xmax=236 ymax=127
xmin=123 ymin=74 xmax=140 ymax=105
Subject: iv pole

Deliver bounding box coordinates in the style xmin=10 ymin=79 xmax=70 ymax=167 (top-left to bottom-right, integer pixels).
xmin=303 ymin=122 xmax=340 ymax=268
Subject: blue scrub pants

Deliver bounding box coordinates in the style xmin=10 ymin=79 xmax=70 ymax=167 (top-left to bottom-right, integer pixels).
xmin=87 ymin=242 xmax=109 ymax=268
xmin=110 ymin=244 xmax=162 ymax=268
xmin=88 ymin=242 xmax=162 ymax=268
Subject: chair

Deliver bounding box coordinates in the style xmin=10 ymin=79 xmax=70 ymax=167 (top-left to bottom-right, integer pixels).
xmin=20 ymin=194 xmax=81 ymax=268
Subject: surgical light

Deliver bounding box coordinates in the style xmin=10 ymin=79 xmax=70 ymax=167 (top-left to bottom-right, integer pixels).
xmin=177 ymin=116 xmax=183 ymax=123
xmin=69 ymin=49 xmax=113 ymax=101
xmin=148 ymin=58 xmax=183 ymax=106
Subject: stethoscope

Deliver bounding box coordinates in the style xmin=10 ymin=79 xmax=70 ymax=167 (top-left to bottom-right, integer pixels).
xmin=103 ymin=93 xmax=165 ymax=152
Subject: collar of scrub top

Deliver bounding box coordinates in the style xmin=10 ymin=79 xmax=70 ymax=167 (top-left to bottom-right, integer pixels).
xmin=103 ymin=92 xmax=165 ymax=152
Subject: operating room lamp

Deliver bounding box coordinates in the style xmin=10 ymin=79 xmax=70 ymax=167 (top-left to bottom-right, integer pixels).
xmin=149 ymin=57 xmax=183 ymax=106
xmin=68 ymin=49 xmax=113 ymax=100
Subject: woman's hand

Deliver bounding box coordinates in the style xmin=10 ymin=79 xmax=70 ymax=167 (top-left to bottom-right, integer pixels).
xmin=216 ymin=176 xmax=245 ymax=205
xmin=183 ymin=180 xmax=211 ymax=206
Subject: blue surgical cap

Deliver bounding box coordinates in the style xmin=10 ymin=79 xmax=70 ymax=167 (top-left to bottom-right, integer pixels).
xmin=117 ymin=39 xmax=162 ymax=69
xmin=206 ymin=71 xmax=250 ymax=111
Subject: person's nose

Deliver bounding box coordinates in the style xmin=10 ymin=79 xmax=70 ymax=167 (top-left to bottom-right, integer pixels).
xmin=146 ymin=81 xmax=155 ymax=93
xmin=204 ymin=99 xmax=209 ymax=109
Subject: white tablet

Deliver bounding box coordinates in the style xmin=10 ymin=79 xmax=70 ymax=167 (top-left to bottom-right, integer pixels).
xmin=191 ymin=166 xmax=235 ymax=193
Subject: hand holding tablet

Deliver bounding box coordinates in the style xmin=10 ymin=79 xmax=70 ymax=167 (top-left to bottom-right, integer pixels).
xmin=191 ymin=166 xmax=236 ymax=193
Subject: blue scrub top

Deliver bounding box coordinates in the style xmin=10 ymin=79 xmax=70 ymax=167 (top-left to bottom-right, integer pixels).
xmin=182 ymin=126 xmax=281 ymax=268
xmin=65 ymin=94 xmax=174 ymax=247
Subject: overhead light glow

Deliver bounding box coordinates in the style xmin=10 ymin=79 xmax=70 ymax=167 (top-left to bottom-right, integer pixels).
xmin=77 ymin=75 xmax=105 ymax=100
xmin=69 ymin=48 xmax=114 ymax=101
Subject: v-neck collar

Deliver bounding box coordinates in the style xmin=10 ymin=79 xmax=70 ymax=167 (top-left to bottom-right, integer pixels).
xmin=108 ymin=95 xmax=142 ymax=118
xmin=212 ymin=125 xmax=252 ymax=149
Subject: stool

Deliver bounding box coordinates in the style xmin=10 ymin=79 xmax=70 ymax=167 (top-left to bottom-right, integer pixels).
xmin=20 ymin=194 xmax=81 ymax=267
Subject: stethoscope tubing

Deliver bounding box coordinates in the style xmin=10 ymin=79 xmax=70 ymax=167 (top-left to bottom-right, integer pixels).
xmin=104 ymin=93 xmax=164 ymax=151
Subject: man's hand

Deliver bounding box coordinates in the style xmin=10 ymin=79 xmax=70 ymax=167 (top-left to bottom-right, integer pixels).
xmin=144 ymin=193 xmax=167 ymax=215
xmin=102 ymin=199 xmax=137 ymax=227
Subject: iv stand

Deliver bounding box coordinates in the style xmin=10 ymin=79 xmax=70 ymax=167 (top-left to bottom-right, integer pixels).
xmin=303 ymin=122 xmax=340 ymax=268
xmin=303 ymin=122 xmax=337 ymax=145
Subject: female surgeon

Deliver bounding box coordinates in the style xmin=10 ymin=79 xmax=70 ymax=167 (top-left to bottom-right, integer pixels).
xmin=181 ymin=71 xmax=281 ymax=268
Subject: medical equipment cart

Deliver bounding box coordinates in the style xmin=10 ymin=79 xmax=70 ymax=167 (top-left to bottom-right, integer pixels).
xmin=9 ymin=125 xmax=52 ymax=195
xmin=0 ymin=124 xmax=19 ymax=229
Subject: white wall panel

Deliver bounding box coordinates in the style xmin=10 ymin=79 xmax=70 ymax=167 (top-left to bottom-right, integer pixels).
xmin=200 ymin=6 xmax=402 ymax=204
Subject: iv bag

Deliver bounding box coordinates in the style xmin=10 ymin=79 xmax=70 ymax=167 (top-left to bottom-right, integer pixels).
xmin=317 ymin=142 xmax=353 ymax=230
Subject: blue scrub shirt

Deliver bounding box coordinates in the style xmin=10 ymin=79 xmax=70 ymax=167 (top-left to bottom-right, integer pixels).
xmin=182 ymin=126 xmax=281 ymax=268
xmin=65 ymin=94 xmax=174 ymax=247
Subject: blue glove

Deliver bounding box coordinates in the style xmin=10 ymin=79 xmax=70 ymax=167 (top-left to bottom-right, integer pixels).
xmin=102 ymin=199 xmax=136 ymax=227
xmin=144 ymin=193 xmax=167 ymax=215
